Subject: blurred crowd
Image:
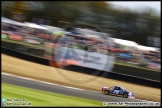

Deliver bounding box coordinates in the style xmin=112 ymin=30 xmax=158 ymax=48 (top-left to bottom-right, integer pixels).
xmin=1 ymin=19 xmax=161 ymax=71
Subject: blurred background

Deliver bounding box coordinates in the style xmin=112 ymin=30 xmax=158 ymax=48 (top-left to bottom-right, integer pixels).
xmin=1 ymin=1 xmax=161 ymax=106
xmin=1 ymin=1 xmax=161 ymax=71
xmin=2 ymin=1 xmax=161 ymax=46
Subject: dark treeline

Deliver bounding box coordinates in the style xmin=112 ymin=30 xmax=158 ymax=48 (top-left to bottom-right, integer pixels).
xmin=2 ymin=1 xmax=160 ymax=46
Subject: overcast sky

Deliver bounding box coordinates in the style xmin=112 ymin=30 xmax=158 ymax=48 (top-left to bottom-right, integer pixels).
xmin=107 ymin=1 xmax=160 ymax=16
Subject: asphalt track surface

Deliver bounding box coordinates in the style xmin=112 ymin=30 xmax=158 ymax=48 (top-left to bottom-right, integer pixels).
xmin=2 ymin=74 xmax=146 ymax=102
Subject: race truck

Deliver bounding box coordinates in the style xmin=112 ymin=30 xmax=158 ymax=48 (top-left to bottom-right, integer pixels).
xmin=102 ymin=86 xmax=135 ymax=98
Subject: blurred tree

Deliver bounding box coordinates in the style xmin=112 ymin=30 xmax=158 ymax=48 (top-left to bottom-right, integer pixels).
xmin=89 ymin=1 xmax=110 ymax=26
xmin=89 ymin=1 xmax=109 ymax=14
xmin=2 ymin=1 xmax=13 ymax=18
xmin=9 ymin=1 xmax=29 ymax=22
xmin=1 ymin=1 xmax=160 ymax=46
xmin=10 ymin=1 xmax=28 ymax=14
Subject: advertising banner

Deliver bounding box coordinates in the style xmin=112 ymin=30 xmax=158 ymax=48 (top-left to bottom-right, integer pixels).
xmin=55 ymin=46 xmax=115 ymax=72
xmin=9 ymin=34 xmax=22 ymax=41
xmin=53 ymin=31 xmax=65 ymax=37
xmin=148 ymin=63 xmax=160 ymax=71
xmin=1 ymin=34 xmax=8 ymax=39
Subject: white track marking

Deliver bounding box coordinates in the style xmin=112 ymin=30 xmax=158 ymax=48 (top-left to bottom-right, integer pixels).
xmin=2 ymin=72 xmax=157 ymax=102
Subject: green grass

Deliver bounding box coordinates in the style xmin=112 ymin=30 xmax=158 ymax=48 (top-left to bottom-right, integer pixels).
xmin=2 ymin=83 xmax=103 ymax=107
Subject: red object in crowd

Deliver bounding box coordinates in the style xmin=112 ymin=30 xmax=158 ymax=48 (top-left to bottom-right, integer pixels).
xmin=148 ymin=63 xmax=160 ymax=70
xmin=151 ymin=59 xmax=161 ymax=63
xmin=86 ymin=37 xmax=99 ymax=42
xmin=116 ymin=49 xmax=127 ymax=53
xmin=37 ymin=34 xmax=51 ymax=39
xmin=1 ymin=31 xmax=5 ymax=34
xmin=99 ymin=45 xmax=129 ymax=53
xmin=9 ymin=34 xmax=22 ymax=41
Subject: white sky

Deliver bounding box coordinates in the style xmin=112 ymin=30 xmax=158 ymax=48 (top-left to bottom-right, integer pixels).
xmin=107 ymin=1 xmax=161 ymax=16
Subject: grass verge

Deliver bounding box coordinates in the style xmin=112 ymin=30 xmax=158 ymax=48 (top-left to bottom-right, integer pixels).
xmin=2 ymin=83 xmax=103 ymax=107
